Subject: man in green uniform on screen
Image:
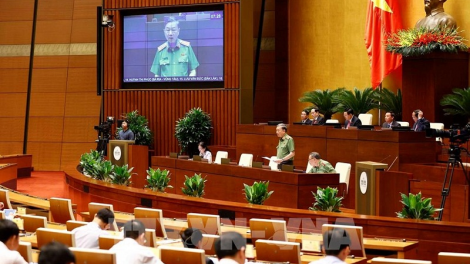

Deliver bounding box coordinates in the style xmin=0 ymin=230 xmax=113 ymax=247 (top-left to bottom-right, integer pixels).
xmin=151 ymin=16 xmax=200 ymax=77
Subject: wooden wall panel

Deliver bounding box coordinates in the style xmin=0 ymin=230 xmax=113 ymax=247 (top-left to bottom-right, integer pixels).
xmin=0 ymin=118 xmax=25 ymax=142
xmin=0 ymin=142 xmax=23 ymax=155
xmin=0 ymin=21 xmax=33 ymax=44
xmin=0 ymin=57 xmax=29 ymax=69
xmin=0 ymin=69 xmax=29 ymax=92
xmin=67 ymin=68 xmax=96 ymax=93
xmin=30 ymin=93 xmax=66 ymax=116
xmin=0 ymin=93 xmax=27 ymax=117
xmin=0 ymin=0 xmax=34 ymax=22
xmin=28 ymin=142 xmax=62 ymax=171
xmin=71 ymin=19 xmax=96 ymax=43
xmin=69 ymin=55 xmax=95 ymax=68
xmin=73 ymin=0 xmax=102 ymax=20
xmin=62 ymin=117 xmax=100 ymax=142
xmin=34 ymin=56 xmax=69 ymax=69
xmin=28 ymin=117 xmax=65 ymax=142
xmin=37 ymin=0 xmax=74 ymax=21
xmin=64 ymin=92 xmax=101 ymax=117
xmin=35 ymin=20 xmax=73 ymax=44
xmin=60 ymin=142 xmax=97 ymax=171
xmin=31 ymin=68 xmax=68 ymax=93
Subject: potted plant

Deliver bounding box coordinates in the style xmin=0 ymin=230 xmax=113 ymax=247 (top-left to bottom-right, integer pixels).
xmin=396 ymin=192 xmax=441 ymax=220
xmin=116 ymin=110 xmax=153 ymax=147
xmin=79 ymin=150 xmax=103 ymax=177
xmin=146 ymin=168 xmax=173 ymax=192
xmin=109 ymin=164 xmax=134 ymax=186
xmin=440 ymin=88 xmax=470 ymax=122
xmin=298 ymin=89 xmax=344 ymax=120
xmin=309 ymin=186 xmax=343 ymax=212
xmin=243 ymin=181 xmax=274 ymax=205
xmin=336 ymin=87 xmax=378 ymax=115
xmin=181 ymin=173 xmax=206 ymax=198
xmin=371 ymin=88 xmax=403 ymax=121
xmin=175 ymin=108 xmax=213 ymax=156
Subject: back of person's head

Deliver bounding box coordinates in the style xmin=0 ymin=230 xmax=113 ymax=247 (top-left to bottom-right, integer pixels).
xmin=345 ymin=109 xmax=354 ymax=115
xmin=0 ymin=219 xmax=20 ymax=244
xmin=309 ymin=152 xmax=321 ymax=160
xmin=215 ymin=232 xmax=246 ymax=259
xmin=323 ymin=228 xmax=351 ymax=256
xmin=38 ymin=241 xmax=75 ymax=264
xmin=123 ymin=219 xmax=146 ymax=239
xmin=96 ymin=208 xmax=115 ymax=225
xmin=413 ymin=109 xmax=421 ymax=118
xmin=180 ymin=228 xmax=203 ymax=248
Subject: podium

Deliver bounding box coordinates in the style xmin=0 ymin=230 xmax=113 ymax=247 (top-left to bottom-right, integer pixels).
xmin=355 ymin=161 xmax=388 ymax=215
xmin=108 ymin=140 xmax=149 ymax=188
xmin=108 ymin=140 xmax=135 ymax=167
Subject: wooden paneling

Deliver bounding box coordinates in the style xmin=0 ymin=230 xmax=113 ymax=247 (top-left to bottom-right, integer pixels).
xmin=67 ymin=68 xmax=96 ymax=93
xmin=62 ymin=117 xmax=100 ymax=142
xmin=0 ymin=118 xmax=25 ymax=142
xmin=0 ymin=142 xmax=23 ymax=154
xmin=0 ymin=0 xmax=34 ymax=22
xmin=60 ymin=142 xmax=97 ymax=171
xmin=69 ymin=55 xmax=96 ymax=68
xmin=34 ymin=56 xmax=70 ymax=69
xmin=31 ymin=68 xmax=68 ymax=93
xmin=0 ymin=69 xmax=29 ymax=92
xmin=28 ymin=117 xmax=65 ymax=142
xmin=71 ymin=19 xmax=96 ymax=43
xmin=0 ymin=93 xmax=27 ymax=117
xmin=37 ymin=0 xmax=74 ymax=21
xmin=0 ymin=21 xmax=33 ymax=44
xmin=30 ymin=93 xmax=66 ymax=116
xmin=64 ymin=92 xmax=101 ymax=117
xmin=73 ymin=0 xmax=102 ymax=19
xmin=0 ymin=57 xmax=30 ymax=69
xmin=35 ymin=20 xmax=73 ymax=44
xmin=28 ymin=142 xmax=62 ymax=171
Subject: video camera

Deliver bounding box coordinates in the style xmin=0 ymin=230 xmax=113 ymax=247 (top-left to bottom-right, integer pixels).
xmin=426 ymin=122 xmax=470 ymax=144
xmin=94 ymin=116 xmax=115 ymax=139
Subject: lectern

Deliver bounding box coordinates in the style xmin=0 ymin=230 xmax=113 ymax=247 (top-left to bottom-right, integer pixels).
xmin=355 ymin=161 xmax=388 ymax=215
xmin=108 ymin=140 xmax=135 ymax=167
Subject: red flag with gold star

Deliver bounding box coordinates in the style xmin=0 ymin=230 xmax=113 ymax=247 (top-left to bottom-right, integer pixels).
xmin=365 ymin=0 xmax=403 ymax=88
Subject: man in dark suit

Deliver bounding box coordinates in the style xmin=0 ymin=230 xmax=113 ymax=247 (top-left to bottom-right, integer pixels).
xmin=382 ymin=111 xmax=401 ymax=128
xmin=310 ymin=108 xmax=325 ymax=125
xmin=300 ymin=110 xmax=312 ymax=125
xmin=343 ymin=109 xmax=362 ymax=129
xmin=412 ymin=109 xmax=430 ymax=132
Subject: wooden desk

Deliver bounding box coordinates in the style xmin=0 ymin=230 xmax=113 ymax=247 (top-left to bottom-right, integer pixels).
xmin=151 ymin=157 xmax=340 ymax=209
xmin=0 ymin=163 xmax=17 ymax=190
xmin=0 ymin=154 xmax=33 ymax=178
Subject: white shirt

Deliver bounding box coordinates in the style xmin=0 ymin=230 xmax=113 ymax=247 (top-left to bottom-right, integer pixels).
xmin=201 ymin=151 xmax=212 ymax=163
xmin=0 ymin=241 xmax=28 ymax=264
xmin=72 ymin=222 xmax=109 ymax=249
xmin=218 ymin=258 xmax=240 ymax=264
xmin=110 ymin=238 xmax=163 ymax=264
xmin=309 ymin=255 xmax=347 ymax=264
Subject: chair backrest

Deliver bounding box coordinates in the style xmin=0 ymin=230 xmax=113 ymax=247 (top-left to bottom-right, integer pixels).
xmin=322 ymin=224 xmax=366 ymax=258
xmin=70 ymin=247 xmax=117 ymax=264
xmin=214 ymin=151 xmax=228 ymax=164
xmin=306 ymin=161 xmax=313 ymax=173
xmin=269 ymin=156 xmax=278 ymax=171
xmin=187 ymin=213 xmax=221 ymax=235
xmin=0 ymin=189 xmax=12 ymax=209
xmin=430 ymin=122 xmax=445 ymax=142
xmin=50 ymin=197 xmax=75 ymax=223
xmin=200 ymin=234 xmax=219 ymax=256
xmin=159 ymin=247 xmax=206 ymax=264
xmin=66 ymin=220 xmax=87 ymax=231
xmin=249 ymin=218 xmax=287 ymax=245
xmin=335 ymin=162 xmax=351 ymax=192
xmin=18 ymin=241 xmax=33 ymax=263
xmin=397 ymin=121 xmax=409 ymax=127
xmin=358 ymin=114 xmax=373 ymax=125
xmin=255 ymin=240 xmax=300 ymax=264
xmin=0 ymin=211 xmax=4 ymax=220
xmin=238 ymin=154 xmax=253 ymax=167
xmin=20 ymin=215 xmax=47 ymax=232
xmin=371 ymin=258 xmax=431 ymax=264
xmin=98 ymin=236 xmax=123 ymax=250
xmin=88 ymin=202 xmax=118 ymax=231
xmin=36 ymin=228 xmax=75 ymax=248
xmin=134 ymin=207 xmax=167 ymax=238
xmin=144 ymin=228 xmax=157 ymax=248
xmin=325 ymin=119 xmax=339 ymax=124
xmin=438 ymin=252 xmax=470 ymax=264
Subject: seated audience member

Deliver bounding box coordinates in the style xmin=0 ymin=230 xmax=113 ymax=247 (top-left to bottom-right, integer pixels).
xmin=118 ymin=119 xmax=135 ymax=140
xmin=412 ymin=109 xmax=430 ymax=132
xmin=198 ymin=141 xmax=213 ymax=163
xmin=110 ymin=220 xmax=163 ymax=264
xmin=343 ymin=109 xmax=362 ymax=129
xmin=309 ymin=228 xmax=351 ymax=264
xmin=0 ymin=219 xmax=27 ymax=264
xmin=180 ymin=228 xmax=214 ymax=264
xmin=214 ymin=232 xmax=246 ymax=264
xmin=72 ymin=208 xmax=115 ymax=249
xmin=308 ymin=152 xmax=335 ymax=173
xmin=300 ymin=110 xmax=313 ymax=125
xmin=311 ymin=108 xmax=325 ymax=125
xmin=38 ymin=241 xmax=76 ymax=264
xmin=382 ymin=111 xmax=401 ymax=128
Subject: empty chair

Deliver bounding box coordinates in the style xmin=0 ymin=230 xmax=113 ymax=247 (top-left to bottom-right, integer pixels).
xmin=238 ymin=154 xmax=253 ymax=167
xmin=322 ymin=224 xmax=366 ymax=258
xmin=134 ymin=207 xmax=167 ymax=239
xmin=371 ymin=258 xmax=431 ymax=264
xmin=88 ymin=202 xmax=118 ymax=231
xmin=18 ymin=241 xmax=33 ymax=263
xmin=200 ymin=234 xmax=219 ymax=256
xmin=397 ymin=121 xmax=409 ymax=127
xmin=326 ymin=119 xmax=339 ymax=123
xmin=335 ymin=162 xmax=351 ymax=194
xmin=255 ymin=240 xmax=300 ymax=264
xmin=430 ymin=122 xmax=445 ymax=142
xmin=36 ymin=228 xmax=76 ymax=248
xmin=213 ymin=151 xmax=228 ymax=164
xmin=159 ymin=246 xmax=206 ymax=264
xmin=70 ymin=247 xmax=117 ymax=264
xmin=358 ymin=113 xmax=373 ymax=125
xmin=249 ymin=218 xmax=287 ymax=245
xmin=66 ymin=220 xmax=87 ymax=231
xmin=0 ymin=189 xmax=12 ymax=209
xmin=50 ymin=197 xmax=75 ymax=224
xmin=438 ymin=252 xmax=470 ymax=264
xmin=187 ymin=213 xmax=221 ymax=235
xmin=268 ymin=156 xmax=278 ymax=171
xmin=20 ymin=215 xmax=47 ymax=232
xmin=99 ymin=236 xmax=123 ymax=250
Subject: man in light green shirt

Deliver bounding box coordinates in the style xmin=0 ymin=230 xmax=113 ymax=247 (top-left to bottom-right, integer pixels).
xmin=308 ymin=152 xmax=335 ymax=173
xmin=274 ymin=123 xmax=295 ymax=169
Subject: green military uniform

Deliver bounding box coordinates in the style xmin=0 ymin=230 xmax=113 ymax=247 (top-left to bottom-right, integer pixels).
xmin=276 ymin=134 xmax=295 ymax=161
xmin=309 ymin=159 xmax=336 ymax=173
xmin=150 ymin=39 xmax=199 ymax=77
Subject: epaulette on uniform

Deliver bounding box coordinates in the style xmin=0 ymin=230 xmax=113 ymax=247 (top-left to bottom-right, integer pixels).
xmin=158 ymin=42 xmax=168 ymax=52
xmin=179 ymin=40 xmax=190 ymax=46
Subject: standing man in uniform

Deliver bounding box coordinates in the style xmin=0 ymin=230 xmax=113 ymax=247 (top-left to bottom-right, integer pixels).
xmin=274 ymin=123 xmax=295 ymax=169
xmin=150 ymin=16 xmax=199 ymax=77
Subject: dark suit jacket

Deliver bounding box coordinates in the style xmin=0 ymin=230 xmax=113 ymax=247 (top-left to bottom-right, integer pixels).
xmin=345 ymin=116 xmax=362 ymax=128
xmin=412 ymin=118 xmax=430 ymax=132
xmin=382 ymin=121 xmax=401 ymax=128
xmin=301 ymin=119 xmax=313 ymax=125
xmin=312 ymin=116 xmax=325 ymax=125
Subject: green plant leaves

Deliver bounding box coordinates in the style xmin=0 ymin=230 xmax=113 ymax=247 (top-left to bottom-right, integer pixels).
xmin=440 ymin=88 xmax=470 ymax=118
xmin=298 ymin=89 xmax=345 ymax=120
xmin=175 ymin=108 xmax=213 ymax=154
xmin=109 ymin=164 xmax=134 ymax=186
xmin=115 ymin=110 xmax=153 ymax=147
xmin=396 ymin=192 xmax=441 ymax=220
xmin=309 ymin=186 xmax=343 ymax=212
xmin=370 ymin=88 xmax=402 ymax=120
xmin=336 ymin=87 xmax=379 ymax=115
xmin=181 ymin=173 xmax=206 ymax=198
xmin=146 ymin=168 xmax=173 ymax=192
xmin=243 ymin=181 xmax=274 ymax=205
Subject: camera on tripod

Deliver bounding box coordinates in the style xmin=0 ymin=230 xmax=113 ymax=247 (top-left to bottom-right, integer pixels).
xmin=426 ymin=122 xmax=470 ymax=144
xmin=94 ymin=116 xmax=115 ymax=154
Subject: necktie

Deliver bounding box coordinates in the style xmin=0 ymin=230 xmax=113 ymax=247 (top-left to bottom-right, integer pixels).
xmin=347 ymin=122 xmax=350 ymax=129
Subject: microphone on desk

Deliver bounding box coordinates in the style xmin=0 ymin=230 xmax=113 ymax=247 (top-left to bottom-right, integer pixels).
xmin=378 ymin=155 xmax=391 ymax=163
xmin=387 ymin=156 xmax=398 ymax=171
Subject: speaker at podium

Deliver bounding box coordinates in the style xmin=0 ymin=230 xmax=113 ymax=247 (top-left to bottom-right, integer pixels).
xmin=108 ymin=140 xmax=135 ymax=167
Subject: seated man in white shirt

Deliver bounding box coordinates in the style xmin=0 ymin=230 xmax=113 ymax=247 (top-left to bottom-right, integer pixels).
xmin=110 ymin=220 xmax=163 ymax=264
xmin=72 ymin=208 xmax=115 ymax=249
xmin=309 ymin=228 xmax=351 ymax=264
xmin=0 ymin=219 xmax=28 ymax=264
xmin=214 ymin=232 xmax=247 ymax=264
xmin=38 ymin=241 xmax=76 ymax=264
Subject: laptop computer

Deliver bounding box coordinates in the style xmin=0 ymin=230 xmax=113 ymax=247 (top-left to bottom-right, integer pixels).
xmin=169 ymin=152 xmax=178 ymax=158
xmin=324 ymin=123 xmax=342 ymax=129
xmin=252 ymin=161 xmax=263 ymax=168
xmin=267 ymin=121 xmax=283 ymax=126
xmin=281 ymin=164 xmax=294 ymax=172
xmin=357 ymin=125 xmax=374 ymax=130
xmin=393 ymin=126 xmax=412 ymax=131
xmin=193 ymin=155 xmax=202 ymax=161
xmin=221 ymin=158 xmax=231 ymax=164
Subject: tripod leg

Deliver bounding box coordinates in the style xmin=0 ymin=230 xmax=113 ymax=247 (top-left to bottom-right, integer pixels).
xmin=438 ymin=159 xmax=456 ymax=221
